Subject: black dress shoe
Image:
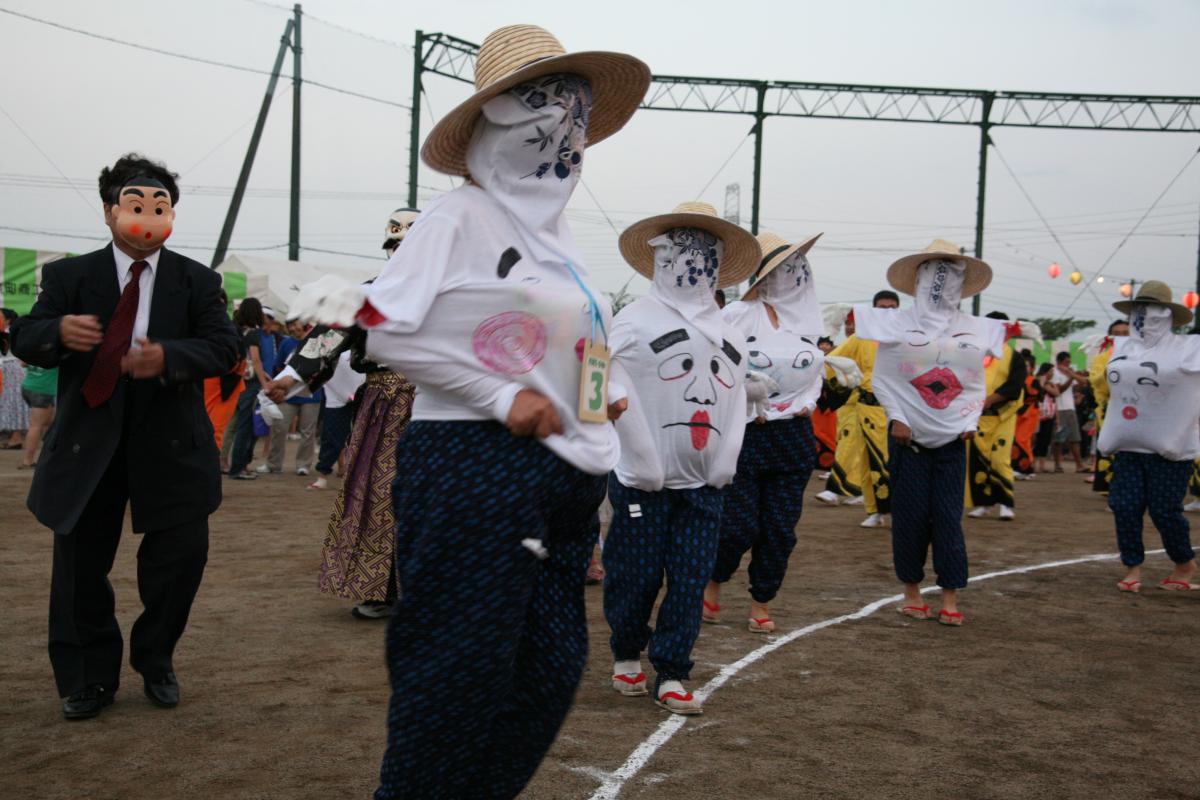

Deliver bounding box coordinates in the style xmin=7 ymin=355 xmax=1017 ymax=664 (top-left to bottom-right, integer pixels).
xmin=62 ymin=685 xmax=114 ymax=720
xmin=142 ymin=672 xmax=180 ymax=708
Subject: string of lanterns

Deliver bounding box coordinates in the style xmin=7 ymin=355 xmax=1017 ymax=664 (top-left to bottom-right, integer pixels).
xmin=1045 ymin=262 xmax=1199 ymax=310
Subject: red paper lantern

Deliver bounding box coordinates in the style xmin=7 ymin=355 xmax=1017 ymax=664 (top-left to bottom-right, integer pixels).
xmin=1048 ymin=263 xmax=1061 ymax=279
xmin=1184 ymin=290 xmax=1199 ymax=310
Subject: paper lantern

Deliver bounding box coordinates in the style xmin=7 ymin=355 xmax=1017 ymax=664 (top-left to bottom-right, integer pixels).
xmin=1048 ymin=263 xmax=1061 ymax=279
xmin=1119 ymin=283 xmax=1133 ymax=298
xmin=1096 ymin=276 xmax=1105 ymax=283
xmin=1069 ymin=270 xmax=1082 ymax=285
xmin=1184 ymin=290 xmax=1199 ymax=310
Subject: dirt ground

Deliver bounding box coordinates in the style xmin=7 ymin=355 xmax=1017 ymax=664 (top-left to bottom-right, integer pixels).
xmin=2 ymin=443 xmax=1199 ymax=800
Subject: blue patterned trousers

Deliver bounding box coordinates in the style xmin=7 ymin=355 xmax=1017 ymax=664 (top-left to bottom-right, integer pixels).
xmin=711 ymin=416 xmax=816 ymax=603
xmin=375 ymin=421 xmax=606 ymax=800
xmin=603 ymin=479 xmax=722 ymax=682
xmin=889 ymin=434 xmax=969 ymax=589
xmin=1109 ymin=451 xmax=1194 ymax=567
xmin=315 ymin=403 xmax=354 ymax=476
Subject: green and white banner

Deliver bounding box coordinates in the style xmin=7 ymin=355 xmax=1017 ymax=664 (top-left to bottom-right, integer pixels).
xmin=1 ymin=246 xmax=248 ymax=314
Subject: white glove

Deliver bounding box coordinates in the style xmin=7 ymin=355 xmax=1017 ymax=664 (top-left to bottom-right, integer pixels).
xmin=825 ymin=356 xmax=863 ymax=388
xmin=288 ymin=275 xmax=367 ymax=327
xmin=744 ymin=371 xmax=780 ymax=403
xmin=257 ymin=391 xmax=284 ymax=422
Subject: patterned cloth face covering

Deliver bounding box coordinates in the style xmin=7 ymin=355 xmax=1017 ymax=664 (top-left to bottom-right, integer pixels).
xmin=756 ymin=249 xmax=822 ymax=337
xmin=648 ymin=227 xmax=725 ymax=346
xmin=465 ymin=73 xmax=593 ymax=269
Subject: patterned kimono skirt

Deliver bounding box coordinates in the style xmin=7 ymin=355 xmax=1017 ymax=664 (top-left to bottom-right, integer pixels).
xmin=965 ymin=407 xmax=1019 ymax=509
xmin=319 ymin=371 xmax=415 ymax=603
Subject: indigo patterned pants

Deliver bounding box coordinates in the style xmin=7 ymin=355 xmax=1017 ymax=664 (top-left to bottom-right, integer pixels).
xmin=712 ymin=416 xmax=816 ymax=603
xmin=889 ymin=435 xmax=969 ymax=590
xmin=603 ymin=479 xmax=722 ymax=682
xmin=315 ymin=404 xmax=354 ymax=476
xmin=375 ymin=421 xmax=606 ymax=800
xmin=1108 ymin=451 xmax=1194 ymax=567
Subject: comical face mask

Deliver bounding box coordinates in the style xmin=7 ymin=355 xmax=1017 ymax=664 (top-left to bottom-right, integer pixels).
xmin=383 ymin=208 xmax=420 ymax=256
xmin=107 ymin=177 xmax=174 ymax=252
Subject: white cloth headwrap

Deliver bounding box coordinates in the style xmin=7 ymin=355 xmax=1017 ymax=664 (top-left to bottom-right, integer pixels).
xmin=757 ymin=250 xmax=822 ymax=337
xmin=465 ymin=74 xmax=592 ymax=268
xmin=1129 ymin=303 xmax=1173 ymax=347
xmin=648 ymin=227 xmax=725 ymax=346
xmin=910 ymin=258 xmax=965 ymax=339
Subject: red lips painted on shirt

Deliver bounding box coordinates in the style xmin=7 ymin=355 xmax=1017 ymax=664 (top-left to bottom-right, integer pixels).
xmin=910 ymin=366 xmax=963 ymax=410
xmin=663 ymin=411 xmax=719 ymax=451
xmin=1122 ymin=405 xmax=1138 ymax=420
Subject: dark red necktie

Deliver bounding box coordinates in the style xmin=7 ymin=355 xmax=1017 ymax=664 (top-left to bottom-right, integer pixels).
xmin=82 ymin=260 xmax=147 ymax=408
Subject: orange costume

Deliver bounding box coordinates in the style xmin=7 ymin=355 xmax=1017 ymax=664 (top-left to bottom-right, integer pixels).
xmin=205 ymin=363 xmax=244 ymax=449
xmin=1012 ymin=373 xmax=1040 ymax=475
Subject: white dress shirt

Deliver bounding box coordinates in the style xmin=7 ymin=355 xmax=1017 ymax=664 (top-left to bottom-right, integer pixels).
xmin=111 ymin=243 xmax=160 ymax=346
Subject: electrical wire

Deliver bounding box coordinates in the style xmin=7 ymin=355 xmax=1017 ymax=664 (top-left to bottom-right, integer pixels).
xmin=1057 ymin=144 xmax=1200 ymax=317
xmin=240 ymin=0 xmax=413 ymax=51
xmin=0 ymin=101 xmax=101 ymax=219
xmin=694 ymin=129 xmax=752 ymax=199
xmin=0 ymin=6 xmax=410 ymax=110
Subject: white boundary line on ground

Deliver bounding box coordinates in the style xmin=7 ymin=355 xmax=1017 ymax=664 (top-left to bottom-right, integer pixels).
xmin=585 ymin=548 xmax=1157 ymax=800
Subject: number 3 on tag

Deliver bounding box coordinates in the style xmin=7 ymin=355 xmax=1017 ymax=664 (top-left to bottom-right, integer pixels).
xmin=577 ymin=339 xmax=610 ymax=423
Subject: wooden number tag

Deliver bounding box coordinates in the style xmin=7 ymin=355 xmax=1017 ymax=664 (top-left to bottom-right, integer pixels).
xmin=577 ymin=339 xmax=611 ymax=423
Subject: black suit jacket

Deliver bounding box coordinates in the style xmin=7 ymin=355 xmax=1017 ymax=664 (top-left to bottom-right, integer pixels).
xmin=11 ymin=246 xmax=239 ymax=535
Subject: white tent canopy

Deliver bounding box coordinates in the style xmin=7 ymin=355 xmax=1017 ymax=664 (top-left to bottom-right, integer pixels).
xmin=217 ymin=255 xmax=378 ymax=316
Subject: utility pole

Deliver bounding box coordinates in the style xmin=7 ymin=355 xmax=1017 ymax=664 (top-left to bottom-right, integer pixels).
xmin=972 ymin=92 xmax=994 ymax=316
xmin=750 ymin=82 xmax=767 ymax=235
xmin=212 ymin=18 xmax=295 ymax=268
xmin=407 ymin=30 xmax=424 ymax=209
xmin=288 ymin=4 xmax=302 ymax=261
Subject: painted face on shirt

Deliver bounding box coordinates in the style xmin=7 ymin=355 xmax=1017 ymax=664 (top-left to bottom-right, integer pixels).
xmin=900 ymin=329 xmax=983 ymax=410
xmin=746 ymin=334 xmax=820 ymax=412
xmin=652 ymin=327 xmax=738 ymax=450
xmin=1107 ymin=355 xmax=1164 ymax=420
xmin=107 ymin=184 xmax=174 ymax=252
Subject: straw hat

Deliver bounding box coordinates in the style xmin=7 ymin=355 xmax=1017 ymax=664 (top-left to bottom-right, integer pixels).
xmin=618 ymin=202 xmax=759 ymax=288
xmin=742 ymin=231 xmax=823 ymax=300
xmin=1112 ymin=280 xmax=1193 ymax=327
xmin=886 ymin=239 xmax=991 ymax=298
xmin=421 ymin=25 xmax=651 ymax=176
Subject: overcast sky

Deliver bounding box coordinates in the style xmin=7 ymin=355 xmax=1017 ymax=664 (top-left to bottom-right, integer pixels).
xmin=1 ymin=0 xmax=1197 ymax=327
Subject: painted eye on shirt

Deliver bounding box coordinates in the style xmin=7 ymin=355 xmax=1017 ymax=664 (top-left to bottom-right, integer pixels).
xmin=1136 ymin=377 xmax=1159 ymax=387
xmin=905 ymin=330 xmax=930 ymax=347
xmin=711 ymin=356 xmax=735 ymax=389
xmin=658 ymin=353 xmax=694 ymax=381
xmin=748 ymin=350 xmax=772 ymax=370
xmin=1108 ymin=370 xmax=1120 ymax=385
xmin=792 ymin=349 xmax=816 ymax=370
xmin=956 ymin=341 xmax=980 ymax=351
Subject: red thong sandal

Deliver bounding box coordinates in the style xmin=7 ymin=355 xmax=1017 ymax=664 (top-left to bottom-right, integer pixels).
xmin=701 ymin=599 xmax=720 ymax=624
xmin=1158 ymin=578 xmax=1199 ymax=591
xmin=937 ymin=609 xmax=965 ymax=627
xmin=748 ymin=617 xmax=775 ymax=634
xmin=1116 ymin=579 xmax=1142 ymax=593
xmin=896 ymin=604 xmax=932 ymax=620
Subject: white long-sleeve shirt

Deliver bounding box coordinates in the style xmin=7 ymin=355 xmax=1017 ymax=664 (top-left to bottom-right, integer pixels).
xmin=363 ymin=185 xmax=619 ymax=475
xmin=853 ymin=305 xmax=1007 ymax=448
xmin=722 ymin=300 xmax=824 ymax=423
xmin=1098 ymin=332 xmax=1200 ymax=461
xmin=610 ymin=296 xmax=748 ymax=491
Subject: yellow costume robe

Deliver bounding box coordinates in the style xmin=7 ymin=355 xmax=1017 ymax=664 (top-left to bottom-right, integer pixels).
xmin=1089 ymin=345 xmax=1114 ymax=494
xmin=965 ymin=346 xmax=1025 ymax=509
xmin=827 ymin=335 xmax=889 ymax=514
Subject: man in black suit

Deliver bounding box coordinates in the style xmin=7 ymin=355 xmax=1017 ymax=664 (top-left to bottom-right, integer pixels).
xmin=11 ymin=153 xmax=239 ymax=720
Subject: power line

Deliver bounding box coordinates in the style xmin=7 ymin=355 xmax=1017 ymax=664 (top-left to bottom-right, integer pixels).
xmin=1058 ymin=143 xmax=1200 ymax=317
xmin=0 ymin=101 xmax=101 ymax=219
xmin=240 ymin=0 xmax=413 ymax=51
xmin=0 ymin=6 xmax=410 ymax=110
xmin=694 ymin=129 xmax=752 ymax=199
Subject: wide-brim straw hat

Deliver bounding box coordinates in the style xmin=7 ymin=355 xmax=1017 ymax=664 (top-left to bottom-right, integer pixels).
xmin=421 ymin=25 xmax=651 ymax=176
xmin=886 ymin=239 xmax=992 ymax=298
xmin=618 ymin=202 xmax=760 ymax=288
xmin=742 ymin=231 xmax=823 ymax=300
xmin=1113 ymin=279 xmax=1194 ymax=327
